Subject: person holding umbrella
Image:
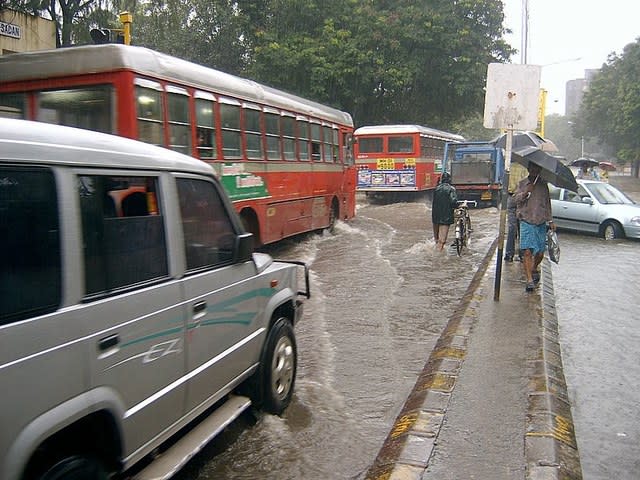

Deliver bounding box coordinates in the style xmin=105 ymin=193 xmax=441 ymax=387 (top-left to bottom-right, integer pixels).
xmin=513 ymin=163 xmax=556 ymax=292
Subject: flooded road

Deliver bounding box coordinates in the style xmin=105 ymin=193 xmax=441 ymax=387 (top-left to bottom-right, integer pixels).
xmin=551 ymin=233 xmax=640 ymax=478
xmin=174 ymin=197 xmax=498 ymax=479
xmin=551 ymin=175 xmax=640 ymax=479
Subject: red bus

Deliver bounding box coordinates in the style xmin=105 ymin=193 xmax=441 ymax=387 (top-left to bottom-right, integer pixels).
xmin=0 ymin=44 xmax=356 ymax=246
xmin=353 ymin=124 xmax=464 ymax=200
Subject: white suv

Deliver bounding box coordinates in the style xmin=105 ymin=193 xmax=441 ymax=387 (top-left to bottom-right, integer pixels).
xmin=0 ymin=118 xmax=308 ymax=480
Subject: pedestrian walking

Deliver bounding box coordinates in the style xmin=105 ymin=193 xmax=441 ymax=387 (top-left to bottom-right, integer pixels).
xmin=504 ymin=163 xmax=528 ymax=262
xmin=431 ymin=172 xmax=458 ymax=251
xmin=513 ymin=163 xmax=555 ymax=292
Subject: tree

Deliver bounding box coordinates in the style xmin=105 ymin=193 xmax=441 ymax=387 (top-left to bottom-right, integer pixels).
xmin=578 ymin=38 xmax=640 ymax=176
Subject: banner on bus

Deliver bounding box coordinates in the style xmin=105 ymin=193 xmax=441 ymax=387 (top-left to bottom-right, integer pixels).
xmin=357 ymin=169 xmax=416 ymax=189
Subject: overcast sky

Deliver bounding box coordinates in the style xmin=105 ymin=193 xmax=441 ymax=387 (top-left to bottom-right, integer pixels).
xmin=502 ymin=0 xmax=640 ymax=115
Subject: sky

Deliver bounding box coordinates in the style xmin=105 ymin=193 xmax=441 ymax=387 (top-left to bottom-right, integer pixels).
xmin=502 ymin=0 xmax=640 ymax=115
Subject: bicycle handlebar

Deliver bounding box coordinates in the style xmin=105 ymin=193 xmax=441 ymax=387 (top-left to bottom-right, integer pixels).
xmin=456 ymin=200 xmax=477 ymax=208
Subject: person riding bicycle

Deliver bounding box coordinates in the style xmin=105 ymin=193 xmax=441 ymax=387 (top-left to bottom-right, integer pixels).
xmin=431 ymin=172 xmax=458 ymax=251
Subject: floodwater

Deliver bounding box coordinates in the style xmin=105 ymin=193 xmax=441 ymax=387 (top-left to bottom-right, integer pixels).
xmin=174 ymin=196 xmax=498 ymax=480
xmin=551 ymin=209 xmax=640 ymax=475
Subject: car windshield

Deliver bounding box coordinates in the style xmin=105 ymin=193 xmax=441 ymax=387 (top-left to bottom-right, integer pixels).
xmin=584 ymin=182 xmax=635 ymax=205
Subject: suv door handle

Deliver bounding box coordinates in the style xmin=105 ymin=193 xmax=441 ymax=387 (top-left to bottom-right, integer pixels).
xmin=193 ymin=301 xmax=207 ymax=321
xmin=99 ymin=334 xmax=120 ymax=351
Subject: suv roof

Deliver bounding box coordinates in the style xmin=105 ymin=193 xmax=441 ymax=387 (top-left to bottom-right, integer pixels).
xmin=0 ymin=118 xmax=214 ymax=175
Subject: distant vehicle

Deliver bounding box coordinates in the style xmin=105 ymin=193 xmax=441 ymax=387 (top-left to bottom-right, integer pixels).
xmin=443 ymin=141 xmax=504 ymax=207
xmin=353 ymin=124 xmax=464 ymax=201
xmin=1 ymin=118 xmax=310 ymax=480
xmin=549 ymin=179 xmax=640 ymax=240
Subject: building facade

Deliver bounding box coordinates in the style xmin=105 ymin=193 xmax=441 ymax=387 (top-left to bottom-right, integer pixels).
xmin=1 ymin=9 xmax=55 ymax=55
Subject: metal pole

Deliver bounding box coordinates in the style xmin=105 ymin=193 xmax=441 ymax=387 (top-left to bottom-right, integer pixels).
xmin=494 ymin=128 xmax=513 ymax=301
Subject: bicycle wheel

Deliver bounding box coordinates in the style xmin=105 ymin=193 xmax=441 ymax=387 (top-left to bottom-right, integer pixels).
xmin=455 ymin=219 xmax=465 ymax=256
xmin=464 ymin=215 xmax=472 ymax=246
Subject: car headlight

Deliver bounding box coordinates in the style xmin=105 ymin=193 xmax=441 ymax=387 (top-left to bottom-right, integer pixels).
xmin=630 ymin=216 xmax=640 ymax=226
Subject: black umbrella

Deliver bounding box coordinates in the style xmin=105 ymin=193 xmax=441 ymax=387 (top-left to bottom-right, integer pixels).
xmin=492 ymin=131 xmax=559 ymax=153
xmin=570 ymin=157 xmax=599 ymax=168
xmin=511 ymin=145 xmax=579 ymax=192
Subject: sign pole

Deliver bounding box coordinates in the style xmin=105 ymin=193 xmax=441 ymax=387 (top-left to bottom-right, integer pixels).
xmin=493 ymin=128 xmax=513 ymax=301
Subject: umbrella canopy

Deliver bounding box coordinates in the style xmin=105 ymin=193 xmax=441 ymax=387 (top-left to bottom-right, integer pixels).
xmin=599 ymin=161 xmax=617 ymax=172
xmin=570 ymin=157 xmax=599 ymax=169
xmin=492 ymin=131 xmax=559 ymax=153
xmin=512 ymin=145 xmax=579 ymax=192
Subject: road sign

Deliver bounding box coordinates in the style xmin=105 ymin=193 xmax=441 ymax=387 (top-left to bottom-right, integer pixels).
xmin=483 ymin=64 xmax=541 ymax=130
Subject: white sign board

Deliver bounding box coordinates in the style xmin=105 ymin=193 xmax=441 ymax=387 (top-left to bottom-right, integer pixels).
xmin=483 ymin=63 xmax=541 ymax=130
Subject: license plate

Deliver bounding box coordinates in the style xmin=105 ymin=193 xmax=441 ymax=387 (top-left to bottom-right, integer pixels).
xmin=481 ymin=191 xmax=492 ymax=200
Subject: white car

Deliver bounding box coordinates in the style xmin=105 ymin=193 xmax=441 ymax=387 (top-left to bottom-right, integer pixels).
xmin=549 ymin=179 xmax=640 ymax=239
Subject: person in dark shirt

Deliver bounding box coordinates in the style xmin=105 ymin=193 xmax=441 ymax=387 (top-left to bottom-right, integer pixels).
xmin=431 ymin=172 xmax=458 ymax=251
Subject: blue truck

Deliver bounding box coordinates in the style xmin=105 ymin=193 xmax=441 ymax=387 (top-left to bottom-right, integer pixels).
xmin=443 ymin=141 xmax=505 ymax=207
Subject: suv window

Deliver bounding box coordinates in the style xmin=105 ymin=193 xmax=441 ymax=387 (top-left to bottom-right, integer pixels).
xmin=79 ymin=175 xmax=168 ymax=297
xmin=177 ymin=178 xmax=236 ymax=270
xmin=0 ymin=166 xmax=61 ymax=324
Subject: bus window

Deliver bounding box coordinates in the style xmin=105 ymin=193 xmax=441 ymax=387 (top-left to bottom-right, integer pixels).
xmin=0 ymin=93 xmax=26 ymax=119
xmin=322 ymin=125 xmax=333 ymax=162
xmin=244 ymin=104 xmax=263 ymax=160
xmin=282 ymin=114 xmax=296 ymax=161
xmin=136 ymin=80 xmax=164 ymax=147
xmin=332 ymin=127 xmax=340 ymax=162
xmin=37 ymin=86 xmax=113 ymax=134
xmin=220 ymin=99 xmax=241 ymax=158
xmin=195 ymin=92 xmax=216 ymax=159
xmin=265 ymin=108 xmax=281 ymax=160
xmin=358 ymin=137 xmax=383 ymax=153
xmin=388 ymin=135 xmax=414 ymax=154
xmin=167 ymin=86 xmax=191 ymax=155
xmin=310 ymin=121 xmax=322 ymax=161
xmin=297 ymin=117 xmax=310 ymax=161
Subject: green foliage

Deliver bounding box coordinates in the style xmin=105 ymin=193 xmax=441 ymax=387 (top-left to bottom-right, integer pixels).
xmin=579 ymin=39 xmax=640 ymax=171
xmin=7 ymin=0 xmax=516 ymax=134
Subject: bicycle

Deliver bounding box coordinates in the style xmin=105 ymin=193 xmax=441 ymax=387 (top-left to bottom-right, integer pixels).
xmin=453 ymin=200 xmax=476 ymax=256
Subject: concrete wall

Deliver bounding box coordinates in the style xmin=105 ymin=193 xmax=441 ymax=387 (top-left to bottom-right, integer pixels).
xmin=1 ymin=9 xmax=56 ymax=54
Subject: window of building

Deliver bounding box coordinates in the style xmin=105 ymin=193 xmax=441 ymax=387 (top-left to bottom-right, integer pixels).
xmin=0 ymin=166 xmax=61 ymax=324
xmin=177 ymin=178 xmax=236 ymax=270
xmin=79 ymin=175 xmax=167 ymax=297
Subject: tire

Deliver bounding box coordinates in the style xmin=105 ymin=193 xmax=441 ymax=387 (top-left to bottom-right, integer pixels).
xmin=327 ymin=200 xmax=339 ymax=233
xmin=455 ymin=219 xmax=464 ymax=256
xmin=251 ymin=317 xmax=297 ymax=415
xmin=602 ymin=221 xmax=623 ymax=240
xmin=40 ymin=456 xmax=107 ymax=480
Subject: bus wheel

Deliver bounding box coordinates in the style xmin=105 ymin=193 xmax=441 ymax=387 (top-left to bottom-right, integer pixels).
xmin=328 ymin=199 xmax=339 ymax=233
xmin=41 ymin=456 xmax=108 ymax=480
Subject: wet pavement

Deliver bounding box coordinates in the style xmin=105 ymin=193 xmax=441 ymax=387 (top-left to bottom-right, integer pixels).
xmin=365 ymin=240 xmax=582 ymax=480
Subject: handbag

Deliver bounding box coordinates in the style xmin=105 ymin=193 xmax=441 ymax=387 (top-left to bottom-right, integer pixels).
xmin=547 ymin=229 xmax=560 ymax=264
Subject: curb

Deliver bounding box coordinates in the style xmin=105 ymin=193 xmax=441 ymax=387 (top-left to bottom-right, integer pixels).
xmin=525 ymin=260 xmax=582 ymax=479
xmin=364 ymin=244 xmax=582 ymax=480
xmin=364 ymin=238 xmax=498 ymax=480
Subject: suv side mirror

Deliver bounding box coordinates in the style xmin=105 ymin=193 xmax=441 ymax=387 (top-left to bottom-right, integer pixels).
xmin=234 ymin=233 xmax=254 ymax=263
